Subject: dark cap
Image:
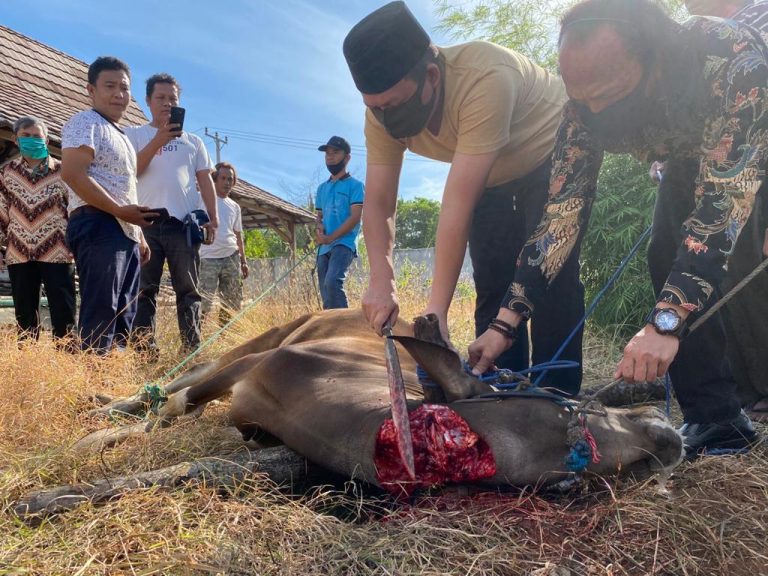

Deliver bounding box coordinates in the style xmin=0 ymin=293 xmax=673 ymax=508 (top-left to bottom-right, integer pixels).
xmin=318 ymin=135 xmax=351 ymax=154
xmin=343 ymin=1 xmax=431 ymax=94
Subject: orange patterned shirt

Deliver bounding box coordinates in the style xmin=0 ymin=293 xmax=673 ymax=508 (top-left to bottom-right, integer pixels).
xmin=0 ymin=156 xmax=73 ymax=265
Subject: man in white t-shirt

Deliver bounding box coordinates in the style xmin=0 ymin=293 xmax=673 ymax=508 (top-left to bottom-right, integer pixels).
xmin=60 ymin=56 xmax=154 ymax=353
xmin=125 ymin=73 xmax=218 ymax=354
xmin=199 ymin=162 xmax=249 ymax=326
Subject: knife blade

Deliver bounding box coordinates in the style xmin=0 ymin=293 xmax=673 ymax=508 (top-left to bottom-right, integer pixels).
xmin=383 ymin=321 xmax=416 ymax=481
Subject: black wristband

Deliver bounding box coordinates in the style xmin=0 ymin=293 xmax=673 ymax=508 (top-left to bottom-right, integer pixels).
xmin=488 ymin=319 xmax=517 ymax=340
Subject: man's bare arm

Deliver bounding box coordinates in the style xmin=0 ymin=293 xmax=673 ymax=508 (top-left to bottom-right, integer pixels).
xmin=134 ymin=124 xmax=179 ymax=176
xmin=426 ymin=150 xmax=499 ymax=327
xmin=325 ymin=204 xmax=363 ymax=242
xmin=362 ymin=163 xmax=402 ymax=333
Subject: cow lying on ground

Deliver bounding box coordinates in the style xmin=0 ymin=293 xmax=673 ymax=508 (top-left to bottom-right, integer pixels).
xmin=157 ymin=309 xmax=684 ymax=495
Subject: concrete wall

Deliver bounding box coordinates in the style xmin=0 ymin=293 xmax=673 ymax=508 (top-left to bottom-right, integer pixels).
xmin=244 ymin=247 xmax=474 ymax=293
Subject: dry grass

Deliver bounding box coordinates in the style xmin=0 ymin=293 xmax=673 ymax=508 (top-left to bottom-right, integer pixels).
xmin=1 ymin=265 xmax=767 ymax=575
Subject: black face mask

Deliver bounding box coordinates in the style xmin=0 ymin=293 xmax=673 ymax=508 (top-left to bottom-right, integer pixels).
xmin=326 ymin=159 xmax=346 ymax=176
xmin=372 ymin=71 xmax=437 ymax=139
xmin=577 ymin=68 xmax=662 ymax=146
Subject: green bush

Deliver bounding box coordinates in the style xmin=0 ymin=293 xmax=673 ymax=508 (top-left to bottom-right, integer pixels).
xmin=582 ymin=154 xmax=657 ymax=334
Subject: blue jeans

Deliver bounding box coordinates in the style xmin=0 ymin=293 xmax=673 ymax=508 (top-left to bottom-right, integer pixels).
xmin=66 ymin=212 xmax=140 ymax=353
xmin=317 ymin=245 xmax=355 ymax=309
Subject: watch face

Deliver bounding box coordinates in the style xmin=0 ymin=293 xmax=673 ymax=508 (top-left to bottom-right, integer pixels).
xmin=655 ymin=309 xmax=681 ymax=332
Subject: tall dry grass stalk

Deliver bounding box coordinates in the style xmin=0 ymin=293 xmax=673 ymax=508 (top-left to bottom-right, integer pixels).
xmin=1 ymin=266 xmax=766 ymax=575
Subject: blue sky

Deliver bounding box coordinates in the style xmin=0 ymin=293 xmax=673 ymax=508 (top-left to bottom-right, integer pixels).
xmin=2 ymin=0 xmax=454 ymax=207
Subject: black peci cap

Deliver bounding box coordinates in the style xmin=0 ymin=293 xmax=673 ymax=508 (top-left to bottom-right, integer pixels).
xmin=343 ymin=1 xmax=431 ymax=94
xmin=318 ymin=135 xmax=351 ymax=154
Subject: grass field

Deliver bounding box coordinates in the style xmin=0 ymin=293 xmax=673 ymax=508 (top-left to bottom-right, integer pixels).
xmin=1 ymin=259 xmax=766 ymax=575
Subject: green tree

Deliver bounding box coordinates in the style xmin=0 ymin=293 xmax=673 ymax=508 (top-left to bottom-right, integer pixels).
xmin=395 ymin=197 xmax=441 ymax=249
xmin=582 ymin=155 xmax=657 ymax=332
xmin=435 ymin=0 xmax=571 ymax=70
xmin=242 ymin=229 xmax=291 ymax=259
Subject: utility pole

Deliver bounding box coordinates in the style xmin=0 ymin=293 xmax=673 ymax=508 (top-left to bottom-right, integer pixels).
xmin=204 ymin=128 xmax=228 ymax=163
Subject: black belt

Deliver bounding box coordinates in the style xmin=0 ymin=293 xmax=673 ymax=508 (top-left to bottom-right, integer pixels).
xmin=70 ymin=205 xmax=109 ymax=218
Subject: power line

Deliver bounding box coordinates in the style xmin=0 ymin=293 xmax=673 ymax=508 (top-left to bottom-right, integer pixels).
xmin=208 ymin=126 xmax=444 ymax=163
xmin=204 ymin=128 xmax=229 ymax=163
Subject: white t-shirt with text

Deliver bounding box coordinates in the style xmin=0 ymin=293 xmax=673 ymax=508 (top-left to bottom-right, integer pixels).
xmin=124 ymin=124 xmax=213 ymax=220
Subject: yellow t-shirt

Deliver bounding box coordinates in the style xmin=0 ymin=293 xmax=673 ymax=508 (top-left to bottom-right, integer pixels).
xmin=364 ymin=41 xmax=568 ymax=187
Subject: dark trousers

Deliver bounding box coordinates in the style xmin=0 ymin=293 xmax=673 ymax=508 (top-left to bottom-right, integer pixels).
xmin=646 ymin=158 xmax=766 ymax=422
xmin=66 ymin=212 xmax=140 ymax=352
xmin=317 ymin=245 xmax=355 ymax=309
xmin=469 ymin=159 xmax=585 ymax=395
xmin=133 ymin=219 xmax=201 ymax=350
xmin=8 ymin=261 xmax=76 ymax=339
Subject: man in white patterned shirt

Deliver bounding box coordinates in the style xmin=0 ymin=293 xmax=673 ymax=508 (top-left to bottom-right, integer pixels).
xmin=61 ymin=56 xmax=155 ymax=353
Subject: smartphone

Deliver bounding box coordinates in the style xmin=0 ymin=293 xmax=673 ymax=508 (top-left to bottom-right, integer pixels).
xmin=143 ymin=207 xmax=169 ymax=223
xmin=169 ymin=106 xmax=185 ymax=134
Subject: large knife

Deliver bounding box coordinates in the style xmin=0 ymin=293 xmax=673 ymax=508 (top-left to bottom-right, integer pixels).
xmin=383 ymin=321 xmax=416 ymax=481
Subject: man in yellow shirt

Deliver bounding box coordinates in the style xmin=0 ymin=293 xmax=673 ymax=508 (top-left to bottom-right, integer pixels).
xmin=343 ymin=1 xmax=581 ymax=393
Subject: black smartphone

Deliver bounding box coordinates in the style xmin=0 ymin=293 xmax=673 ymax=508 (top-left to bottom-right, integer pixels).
xmin=169 ymin=106 xmax=185 ymax=134
xmin=142 ymin=207 xmax=169 ymax=223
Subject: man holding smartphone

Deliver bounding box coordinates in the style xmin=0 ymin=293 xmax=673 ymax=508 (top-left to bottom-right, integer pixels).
xmin=125 ymin=73 xmax=217 ymax=356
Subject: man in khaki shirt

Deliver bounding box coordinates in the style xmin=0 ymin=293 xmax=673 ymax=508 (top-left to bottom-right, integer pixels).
xmin=344 ymin=1 xmax=582 ymax=393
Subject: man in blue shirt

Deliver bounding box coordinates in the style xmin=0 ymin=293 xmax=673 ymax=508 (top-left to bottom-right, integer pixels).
xmin=314 ymin=136 xmax=364 ymax=309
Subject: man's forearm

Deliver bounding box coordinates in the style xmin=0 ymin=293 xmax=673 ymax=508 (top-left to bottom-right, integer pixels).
xmin=363 ymin=204 xmax=396 ymax=283
xmin=236 ymin=231 xmax=246 ymax=261
xmin=327 ymin=211 xmax=362 ymax=242
xmin=429 ymin=214 xmax=469 ymax=316
xmin=135 ymin=140 xmax=163 ymax=176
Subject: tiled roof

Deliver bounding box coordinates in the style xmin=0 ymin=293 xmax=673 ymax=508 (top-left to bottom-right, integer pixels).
xmin=0 ymin=24 xmax=146 ymax=142
xmin=0 ymin=25 xmax=312 ymax=233
xmin=231 ymin=178 xmax=315 ymax=228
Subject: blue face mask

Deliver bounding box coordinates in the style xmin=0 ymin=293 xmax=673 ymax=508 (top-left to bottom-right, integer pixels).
xmin=17 ymin=136 xmax=49 ymax=160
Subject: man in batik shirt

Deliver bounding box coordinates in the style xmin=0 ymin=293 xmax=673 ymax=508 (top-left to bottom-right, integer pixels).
xmin=470 ymin=0 xmax=765 ymax=457
xmin=649 ymin=0 xmax=768 ymax=422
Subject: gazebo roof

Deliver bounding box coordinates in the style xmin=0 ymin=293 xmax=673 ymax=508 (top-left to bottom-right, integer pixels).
xmin=231 ymin=178 xmax=315 ymax=231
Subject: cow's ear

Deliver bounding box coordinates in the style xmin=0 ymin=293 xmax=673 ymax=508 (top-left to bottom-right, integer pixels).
xmin=390 ymin=336 xmax=492 ymax=402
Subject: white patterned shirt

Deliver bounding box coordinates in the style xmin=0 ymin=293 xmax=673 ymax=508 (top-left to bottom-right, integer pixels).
xmin=61 ymin=109 xmax=140 ymax=241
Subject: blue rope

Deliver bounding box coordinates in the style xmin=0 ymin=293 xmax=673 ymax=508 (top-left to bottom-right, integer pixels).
xmin=533 ymin=223 xmax=654 ymax=387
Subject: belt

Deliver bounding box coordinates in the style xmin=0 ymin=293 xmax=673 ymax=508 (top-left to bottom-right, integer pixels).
xmin=71 ymin=205 xmax=109 ymax=218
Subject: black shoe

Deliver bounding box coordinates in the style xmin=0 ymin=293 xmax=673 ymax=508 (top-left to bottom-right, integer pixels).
xmin=679 ymin=410 xmax=759 ymax=458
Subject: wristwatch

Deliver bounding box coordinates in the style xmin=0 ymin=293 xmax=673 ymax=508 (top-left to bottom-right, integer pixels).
xmin=646 ymin=307 xmax=688 ymax=339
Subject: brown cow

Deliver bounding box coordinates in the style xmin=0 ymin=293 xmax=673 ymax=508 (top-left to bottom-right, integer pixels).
xmin=159 ymin=309 xmax=683 ymax=494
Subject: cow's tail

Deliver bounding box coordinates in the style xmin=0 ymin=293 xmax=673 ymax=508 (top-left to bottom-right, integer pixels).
xmin=159 ymin=352 xmax=269 ymax=422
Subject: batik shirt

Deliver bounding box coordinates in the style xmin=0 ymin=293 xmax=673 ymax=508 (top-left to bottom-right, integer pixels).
xmin=0 ymin=156 xmax=73 ymax=265
xmin=503 ymin=17 xmax=768 ymax=317
xmin=734 ymin=1 xmax=768 ymax=35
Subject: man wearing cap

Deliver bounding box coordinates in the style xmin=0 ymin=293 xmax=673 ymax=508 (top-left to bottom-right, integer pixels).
xmin=344 ymin=1 xmax=582 ymax=393
xmin=314 ymin=136 xmax=364 ymax=309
